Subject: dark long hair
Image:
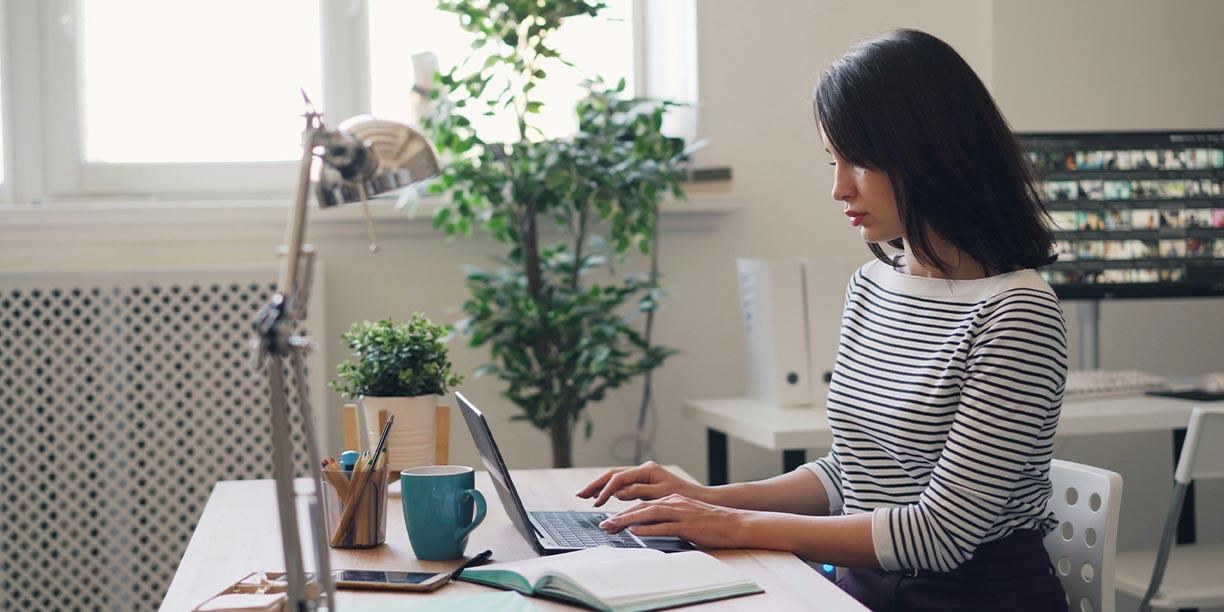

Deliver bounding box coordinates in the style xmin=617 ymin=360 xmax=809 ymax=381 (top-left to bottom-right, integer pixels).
xmin=814 ymin=29 xmax=1056 ymax=273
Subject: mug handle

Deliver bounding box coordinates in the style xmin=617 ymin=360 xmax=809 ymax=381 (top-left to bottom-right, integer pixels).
xmin=453 ymin=489 xmax=487 ymax=542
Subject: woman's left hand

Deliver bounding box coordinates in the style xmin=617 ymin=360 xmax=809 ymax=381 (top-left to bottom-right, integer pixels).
xmin=598 ymin=494 xmax=751 ymax=549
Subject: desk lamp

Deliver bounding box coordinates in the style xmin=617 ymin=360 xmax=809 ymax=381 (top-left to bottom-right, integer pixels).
xmin=251 ymin=93 xmax=440 ymax=611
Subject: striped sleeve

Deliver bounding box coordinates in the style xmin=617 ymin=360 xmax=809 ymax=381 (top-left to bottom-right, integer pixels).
xmin=799 ymin=278 xmax=853 ymax=515
xmin=803 ymin=450 xmax=844 ymax=514
xmin=872 ymin=291 xmax=1067 ymax=572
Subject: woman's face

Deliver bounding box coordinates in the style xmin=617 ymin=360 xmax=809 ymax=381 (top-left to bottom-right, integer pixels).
xmin=823 ymin=132 xmax=904 ymax=244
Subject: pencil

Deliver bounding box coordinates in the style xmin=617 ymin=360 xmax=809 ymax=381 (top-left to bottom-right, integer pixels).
xmin=331 ymin=417 xmax=393 ymax=546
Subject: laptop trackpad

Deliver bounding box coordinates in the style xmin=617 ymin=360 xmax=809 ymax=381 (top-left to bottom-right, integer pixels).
xmin=638 ymin=536 xmax=696 ymax=552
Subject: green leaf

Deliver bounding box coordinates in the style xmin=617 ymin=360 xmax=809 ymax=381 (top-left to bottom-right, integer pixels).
xmin=433 ymin=206 xmax=452 ymax=229
xmin=420 ymin=0 xmax=683 ymax=455
xmin=330 ymin=315 xmax=464 ymax=398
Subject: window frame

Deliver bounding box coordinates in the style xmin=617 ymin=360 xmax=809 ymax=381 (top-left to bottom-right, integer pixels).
xmin=39 ymin=0 xmax=334 ymax=199
xmin=14 ymin=0 xmax=695 ymax=204
xmin=0 ymin=3 xmax=15 ymax=203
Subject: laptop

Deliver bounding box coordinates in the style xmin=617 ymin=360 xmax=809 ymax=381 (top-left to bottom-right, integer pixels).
xmin=456 ymin=391 xmax=694 ymax=555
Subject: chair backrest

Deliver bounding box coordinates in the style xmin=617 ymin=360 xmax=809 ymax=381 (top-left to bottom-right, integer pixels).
xmin=1134 ymin=407 xmax=1224 ymax=611
xmin=1174 ymin=408 xmax=1224 ymax=484
xmin=1046 ymin=458 xmax=1124 ymax=612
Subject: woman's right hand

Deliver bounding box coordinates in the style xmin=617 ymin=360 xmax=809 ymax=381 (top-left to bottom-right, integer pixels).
xmin=576 ymin=461 xmax=708 ymax=507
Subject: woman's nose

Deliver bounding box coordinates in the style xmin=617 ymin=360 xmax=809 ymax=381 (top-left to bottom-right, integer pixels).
xmin=831 ymin=170 xmax=854 ymax=203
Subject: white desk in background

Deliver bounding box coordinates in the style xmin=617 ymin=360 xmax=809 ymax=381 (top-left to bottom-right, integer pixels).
xmin=684 ymin=393 xmax=1205 ymax=543
xmin=685 ymin=395 xmax=1200 ymax=481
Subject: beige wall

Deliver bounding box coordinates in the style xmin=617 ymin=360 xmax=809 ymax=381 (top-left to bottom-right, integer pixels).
xmin=2 ymin=4 xmax=1222 ymax=608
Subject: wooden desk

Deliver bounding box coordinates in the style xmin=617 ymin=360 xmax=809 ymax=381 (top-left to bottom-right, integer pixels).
xmin=161 ymin=467 xmax=867 ymax=611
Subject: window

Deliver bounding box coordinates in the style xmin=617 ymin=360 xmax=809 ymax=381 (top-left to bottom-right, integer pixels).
xmin=368 ymin=0 xmax=635 ymax=142
xmin=0 ymin=8 xmax=9 ymax=200
xmin=40 ymin=0 xmax=323 ymax=197
xmin=79 ymin=1 xmax=323 ymax=164
xmin=15 ymin=0 xmax=696 ymax=203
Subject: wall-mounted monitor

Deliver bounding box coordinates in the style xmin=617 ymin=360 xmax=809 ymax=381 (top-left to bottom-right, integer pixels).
xmin=1019 ymin=131 xmax=1224 ymax=299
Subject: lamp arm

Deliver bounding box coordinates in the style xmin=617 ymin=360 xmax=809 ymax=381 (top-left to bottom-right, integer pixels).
xmin=249 ymin=103 xmax=440 ymax=611
xmin=248 ymin=114 xmax=337 ymax=612
xmin=280 ymin=123 xmax=323 ymax=312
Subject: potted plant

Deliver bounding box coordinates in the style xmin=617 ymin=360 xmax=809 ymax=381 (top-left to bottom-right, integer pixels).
xmin=330 ymin=314 xmax=462 ymax=475
xmin=422 ymin=0 xmax=688 ymax=467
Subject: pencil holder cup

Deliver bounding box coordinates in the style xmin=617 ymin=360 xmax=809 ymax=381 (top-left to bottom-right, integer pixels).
xmin=321 ymin=465 xmax=389 ymax=549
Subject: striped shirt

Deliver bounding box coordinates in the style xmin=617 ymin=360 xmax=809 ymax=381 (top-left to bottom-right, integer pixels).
xmin=803 ymin=258 xmax=1067 ymax=573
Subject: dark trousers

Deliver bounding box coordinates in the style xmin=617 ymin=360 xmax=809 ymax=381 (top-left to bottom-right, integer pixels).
xmin=837 ymin=530 xmax=1068 ymax=612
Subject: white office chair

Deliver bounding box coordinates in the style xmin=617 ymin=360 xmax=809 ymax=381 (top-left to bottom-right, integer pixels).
xmin=1115 ymin=407 xmax=1224 ymax=611
xmin=1046 ymin=458 xmax=1124 ymax=612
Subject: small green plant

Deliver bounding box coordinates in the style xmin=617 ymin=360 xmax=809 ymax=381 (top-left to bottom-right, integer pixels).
xmin=330 ymin=315 xmax=462 ymax=399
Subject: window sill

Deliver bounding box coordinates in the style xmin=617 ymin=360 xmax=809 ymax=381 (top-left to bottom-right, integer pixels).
xmin=0 ymin=186 xmax=741 ymax=245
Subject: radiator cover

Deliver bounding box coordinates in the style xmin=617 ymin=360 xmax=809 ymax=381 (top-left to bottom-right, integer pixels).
xmin=0 ymin=265 xmax=327 ymax=611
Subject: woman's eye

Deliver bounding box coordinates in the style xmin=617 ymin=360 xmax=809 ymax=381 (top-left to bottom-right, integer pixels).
xmin=827 ymin=161 xmax=837 ymax=167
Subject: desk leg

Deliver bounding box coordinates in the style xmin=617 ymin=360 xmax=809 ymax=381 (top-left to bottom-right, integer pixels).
xmin=1172 ymin=427 xmax=1197 ymax=612
xmin=783 ymin=449 xmax=807 ymax=473
xmin=1172 ymin=427 xmax=1196 ymax=545
xmin=708 ymin=429 xmax=728 ymax=486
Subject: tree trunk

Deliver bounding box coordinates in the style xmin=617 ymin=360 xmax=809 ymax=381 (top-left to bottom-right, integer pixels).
xmin=548 ymin=415 xmax=574 ymax=468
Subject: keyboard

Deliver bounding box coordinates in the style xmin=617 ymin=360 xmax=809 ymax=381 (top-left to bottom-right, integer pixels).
xmin=1197 ymin=373 xmax=1224 ymax=394
xmin=532 ymin=511 xmax=643 ymax=548
xmin=1064 ymin=369 xmax=1170 ymax=399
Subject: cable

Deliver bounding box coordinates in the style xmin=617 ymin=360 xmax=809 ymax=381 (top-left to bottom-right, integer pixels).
xmin=610 ymin=393 xmax=659 ymax=465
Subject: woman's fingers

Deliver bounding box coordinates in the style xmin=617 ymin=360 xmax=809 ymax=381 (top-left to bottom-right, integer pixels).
xmin=600 ymin=503 xmax=674 ymax=533
xmin=626 ymin=522 xmax=680 ymax=538
xmin=578 ymin=462 xmax=678 ymax=507
xmin=598 ymin=494 xmax=743 ymax=549
xmin=576 ymin=468 xmax=624 ymax=499
xmin=593 ymin=465 xmax=656 ymax=506
xmin=614 ymin=482 xmax=665 ymax=501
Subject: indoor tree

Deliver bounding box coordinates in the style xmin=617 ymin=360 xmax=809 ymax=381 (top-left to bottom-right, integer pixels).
xmin=423 ymin=0 xmax=689 ymax=467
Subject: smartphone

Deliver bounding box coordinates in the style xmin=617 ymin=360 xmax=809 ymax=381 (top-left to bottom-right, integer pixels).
xmin=331 ymin=569 xmax=450 ymax=592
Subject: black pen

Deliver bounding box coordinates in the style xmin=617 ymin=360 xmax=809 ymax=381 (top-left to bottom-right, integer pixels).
xmin=450 ymin=549 xmax=494 ymax=581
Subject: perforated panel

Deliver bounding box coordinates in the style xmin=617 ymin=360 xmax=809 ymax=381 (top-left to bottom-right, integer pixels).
xmin=0 ymin=266 xmax=327 ymax=611
xmin=1046 ymin=459 xmax=1123 ymax=612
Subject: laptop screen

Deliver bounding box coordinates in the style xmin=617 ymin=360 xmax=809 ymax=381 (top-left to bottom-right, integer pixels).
xmin=455 ymin=392 xmax=544 ymax=555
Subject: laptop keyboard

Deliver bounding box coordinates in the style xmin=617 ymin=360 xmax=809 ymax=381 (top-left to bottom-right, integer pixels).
xmin=533 ymin=512 xmax=643 ymax=548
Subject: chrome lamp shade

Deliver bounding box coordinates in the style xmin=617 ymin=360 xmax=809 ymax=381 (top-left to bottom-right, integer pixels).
xmin=315 ymin=116 xmax=441 ymax=208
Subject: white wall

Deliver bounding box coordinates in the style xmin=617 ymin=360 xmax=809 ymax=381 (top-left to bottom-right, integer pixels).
xmin=1 ymin=2 xmax=1222 ymax=606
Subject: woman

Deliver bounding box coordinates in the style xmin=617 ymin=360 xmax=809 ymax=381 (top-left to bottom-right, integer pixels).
xmin=578 ymin=29 xmax=1069 ymax=611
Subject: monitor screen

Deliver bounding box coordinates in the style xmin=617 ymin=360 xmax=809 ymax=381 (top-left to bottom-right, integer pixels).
xmin=1019 ymin=131 xmax=1224 ymax=299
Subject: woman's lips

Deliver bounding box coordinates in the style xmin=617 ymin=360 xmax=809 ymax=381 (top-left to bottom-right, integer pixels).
xmin=846 ymin=211 xmax=867 ymax=227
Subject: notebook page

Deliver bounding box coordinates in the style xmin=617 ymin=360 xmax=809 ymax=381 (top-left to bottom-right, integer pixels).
xmin=547 ymin=550 xmax=754 ymax=603
xmin=466 ymin=546 xmax=662 ymax=587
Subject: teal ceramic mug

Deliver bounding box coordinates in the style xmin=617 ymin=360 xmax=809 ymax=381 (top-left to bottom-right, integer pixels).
xmin=400 ymin=466 xmax=487 ymax=560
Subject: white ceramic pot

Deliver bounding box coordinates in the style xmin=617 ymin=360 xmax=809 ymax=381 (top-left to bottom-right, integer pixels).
xmin=360 ymin=395 xmax=438 ymax=476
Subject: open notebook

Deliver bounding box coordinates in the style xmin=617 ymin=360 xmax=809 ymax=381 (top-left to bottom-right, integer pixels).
xmin=456 ymin=546 xmax=763 ymax=612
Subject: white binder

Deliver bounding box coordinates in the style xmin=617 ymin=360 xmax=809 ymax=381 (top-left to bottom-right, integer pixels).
xmin=736 ymin=258 xmax=813 ymax=406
